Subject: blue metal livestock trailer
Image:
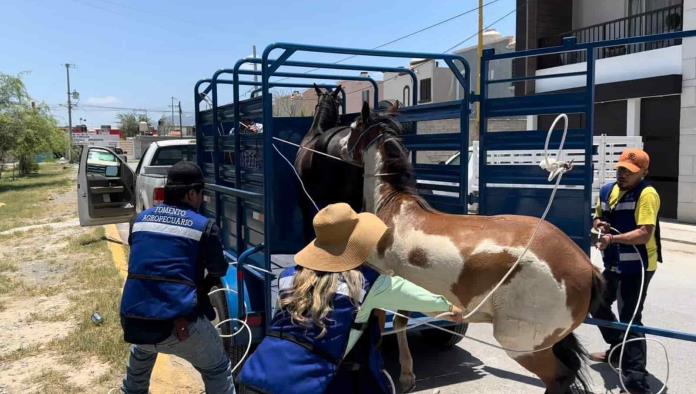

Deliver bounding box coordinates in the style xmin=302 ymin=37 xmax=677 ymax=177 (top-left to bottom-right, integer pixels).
xmin=195 ymin=44 xmax=474 ymax=366
xmin=196 ymin=31 xmax=696 ymax=373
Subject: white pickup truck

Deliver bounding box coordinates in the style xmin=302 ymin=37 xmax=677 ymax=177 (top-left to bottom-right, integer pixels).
xmin=77 ymin=139 xmax=197 ymax=226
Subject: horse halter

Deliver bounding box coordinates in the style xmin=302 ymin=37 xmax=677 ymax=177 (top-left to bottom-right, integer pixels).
xmin=347 ymin=122 xmax=400 ymax=161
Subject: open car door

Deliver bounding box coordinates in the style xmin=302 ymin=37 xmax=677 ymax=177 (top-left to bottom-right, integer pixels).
xmin=77 ymin=146 xmax=136 ymax=226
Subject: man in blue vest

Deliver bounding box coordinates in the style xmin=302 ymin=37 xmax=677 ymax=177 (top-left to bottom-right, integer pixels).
xmin=120 ymin=161 xmax=235 ymax=394
xmin=590 ymin=148 xmax=661 ymax=394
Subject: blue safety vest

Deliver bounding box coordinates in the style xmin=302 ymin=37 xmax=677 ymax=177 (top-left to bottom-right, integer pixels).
xmin=599 ymin=181 xmax=656 ymax=275
xmin=120 ymin=204 xmax=210 ymax=320
xmin=238 ymin=265 xmax=391 ymax=394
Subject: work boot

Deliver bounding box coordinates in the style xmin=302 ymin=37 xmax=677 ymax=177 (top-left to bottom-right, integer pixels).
xmin=619 ymin=382 xmax=652 ymax=394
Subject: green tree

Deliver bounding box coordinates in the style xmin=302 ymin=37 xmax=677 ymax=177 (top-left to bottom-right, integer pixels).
xmin=0 ymin=72 xmax=65 ymax=175
xmin=117 ymin=112 xmax=151 ymax=137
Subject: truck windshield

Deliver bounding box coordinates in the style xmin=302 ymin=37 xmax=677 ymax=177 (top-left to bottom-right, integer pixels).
xmin=151 ymin=145 xmax=197 ymax=166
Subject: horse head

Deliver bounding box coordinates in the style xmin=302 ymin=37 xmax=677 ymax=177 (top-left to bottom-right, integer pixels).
xmin=310 ymin=84 xmax=343 ymax=133
xmin=344 ymin=101 xmax=405 ymax=165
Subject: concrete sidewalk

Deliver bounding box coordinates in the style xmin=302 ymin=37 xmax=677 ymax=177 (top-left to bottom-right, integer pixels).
xmin=660 ymin=221 xmax=696 ymax=245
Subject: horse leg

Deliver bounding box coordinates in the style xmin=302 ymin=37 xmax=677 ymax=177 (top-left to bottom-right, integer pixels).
xmin=493 ymin=319 xmax=586 ymax=393
xmin=393 ymin=311 xmax=416 ymax=393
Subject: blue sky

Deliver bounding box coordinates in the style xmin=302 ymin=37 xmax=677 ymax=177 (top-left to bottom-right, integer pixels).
xmin=0 ymin=0 xmax=516 ymax=128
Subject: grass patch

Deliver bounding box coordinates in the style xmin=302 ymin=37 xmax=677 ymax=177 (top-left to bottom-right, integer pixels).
xmin=0 ymin=343 xmax=43 ymax=363
xmin=0 ymin=260 xmax=17 ymax=272
xmin=0 ymin=163 xmax=74 ymax=232
xmin=0 ymin=273 xmax=16 ymax=295
xmin=31 ymin=369 xmax=82 ymax=394
xmin=48 ymin=228 xmax=129 ymax=370
xmin=25 ymin=309 xmax=72 ymax=322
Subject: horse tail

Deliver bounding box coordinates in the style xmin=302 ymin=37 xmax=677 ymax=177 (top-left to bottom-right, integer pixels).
xmin=588 ymin=264 xmax=606 ymax=315
xmin=552 ymin=333 xmax=590 ymax=393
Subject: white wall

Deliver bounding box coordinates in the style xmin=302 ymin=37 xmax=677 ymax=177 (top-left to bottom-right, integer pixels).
xmin=383 ymin=72 xmax=414 ymax=106
xmin=536 ymin=45 xmax=682 ymax=92
xmin=572 ymin=0 xmax=627 ymax=30
xmin=679 ymin=0 xmax=696 ymax=222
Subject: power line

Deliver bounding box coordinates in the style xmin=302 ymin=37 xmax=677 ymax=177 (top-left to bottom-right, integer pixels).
xmin=52 ymin=104 xmax=193 ymax=113
xmin=272 ymin=0 xmax=501 ymax=84
xmin=341 ymin=7 xmax=517 ymax=99
xmin=444 ymin=8 xmax=517 ymax=52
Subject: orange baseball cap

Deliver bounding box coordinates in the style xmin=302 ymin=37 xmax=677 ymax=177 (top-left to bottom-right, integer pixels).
xmin=615 ymin=148 xmax=650 ymax=173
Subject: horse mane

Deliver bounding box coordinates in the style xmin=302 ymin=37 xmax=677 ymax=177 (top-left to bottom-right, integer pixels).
xmin=367 ymin=112 xmax=435 ymax=213
xmin=309 ymin=92 xmax=340 ymax=134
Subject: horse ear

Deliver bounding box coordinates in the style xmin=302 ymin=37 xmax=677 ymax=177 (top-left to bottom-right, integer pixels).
xmin=332 ymin=85 xmax=343 ymax=98
xmin=361 ymin=101 xmax=370 ymax=124
xmin=314 ymin=83 xmax=323 ymax=96
xmin=388 ymin=100 xmax=400 ymax=114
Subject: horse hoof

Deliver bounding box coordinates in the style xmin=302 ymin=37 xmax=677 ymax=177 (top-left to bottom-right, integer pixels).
xmin=399 ymin=374 xmax=416 ymax=393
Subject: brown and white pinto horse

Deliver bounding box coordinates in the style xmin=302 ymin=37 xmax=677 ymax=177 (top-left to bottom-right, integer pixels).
xmin=339 ymin=102 xmax=603 ymax=393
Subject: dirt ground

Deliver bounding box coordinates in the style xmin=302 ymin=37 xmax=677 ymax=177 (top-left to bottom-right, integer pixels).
xmin=0 ymin=165 xmax=126 ymax=393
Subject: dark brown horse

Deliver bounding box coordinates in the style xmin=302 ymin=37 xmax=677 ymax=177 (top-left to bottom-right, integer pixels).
xmin=294 ymin=85 xmax=363 ymax=241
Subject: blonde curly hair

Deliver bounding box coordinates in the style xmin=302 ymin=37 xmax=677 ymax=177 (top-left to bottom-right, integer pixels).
xmin=279 ymin=266 xmax=364 ymax=338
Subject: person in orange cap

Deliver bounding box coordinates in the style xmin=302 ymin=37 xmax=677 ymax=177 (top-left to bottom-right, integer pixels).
xmin=590 ymin=148 xmax=662 ymax=394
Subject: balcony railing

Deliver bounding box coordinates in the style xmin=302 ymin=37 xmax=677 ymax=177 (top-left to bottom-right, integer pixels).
xmin=538 ymin=3 xmax=683 ymax=69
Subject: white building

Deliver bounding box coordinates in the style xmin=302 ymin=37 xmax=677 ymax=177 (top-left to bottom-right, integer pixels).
xmin=516 ymin=0 xmax=695 ymax=222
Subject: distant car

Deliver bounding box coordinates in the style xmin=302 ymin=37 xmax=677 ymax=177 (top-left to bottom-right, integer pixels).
xmin=113 ymin=147 xmax=128 ymax=162
xmin=76 ymin=139 xmax=197 ymax=226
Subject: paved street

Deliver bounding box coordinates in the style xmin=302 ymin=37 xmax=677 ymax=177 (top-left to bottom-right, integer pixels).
xmin=118 ymin=200 xmax=696 ymax=394
xmin=383 ymin=240 xmax=696 ymax=393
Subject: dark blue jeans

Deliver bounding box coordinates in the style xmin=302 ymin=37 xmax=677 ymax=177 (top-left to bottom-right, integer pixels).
xmin=592 ymin=269 xmax=654 ymax=391
xmin=121 ymin=316 xmax=235 ymax=394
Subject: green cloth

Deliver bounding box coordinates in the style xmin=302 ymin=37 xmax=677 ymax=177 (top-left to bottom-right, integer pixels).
xmin=344 ymin=274 xmax=452 ymax=355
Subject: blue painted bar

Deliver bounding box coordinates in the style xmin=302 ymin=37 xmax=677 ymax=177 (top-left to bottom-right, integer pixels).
xmin=584 ymin=318 xmax=696 ymax=342
xmin=484 ymin=30 xmax=696 ymax=60
xmin=487 ymin=71 xmax=587 ymax=85
xmin=238 ymin=57 xmax=419 ymax=106
xmin=484 ymin=93 xmax=587 ymax=117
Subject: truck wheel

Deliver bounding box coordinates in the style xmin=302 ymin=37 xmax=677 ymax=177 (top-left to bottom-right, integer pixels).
xmin=420 ymin=323 xmax=468 ymax=348
xmin=210 ymin=286 xmax=233 ymax=351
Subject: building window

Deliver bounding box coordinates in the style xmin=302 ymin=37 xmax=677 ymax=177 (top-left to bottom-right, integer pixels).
xmin=361 ymin=90 xmax=370 ymax=104
xmin=419 ymin=78 xmax=432 ymax=103
xmin=402 ymin=86 xmax=411 ymax=106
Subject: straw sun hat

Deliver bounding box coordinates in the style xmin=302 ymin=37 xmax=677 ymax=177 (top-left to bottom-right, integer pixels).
xmin=295 ymin=203 xmax=388 ymax=273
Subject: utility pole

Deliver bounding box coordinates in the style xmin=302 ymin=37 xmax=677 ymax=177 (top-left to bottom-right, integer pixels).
xmin=474 ymin=0 xmax=483 ymax=140
xmin=253 ymin=45 xmax=258 ymax=84
xmin=169 ymin=96 xmax=177 ymax=136
xmin=65 ymin=64 xmax=74 ymax=161
xmin=178 ymin=101 xmax=183 ymax=136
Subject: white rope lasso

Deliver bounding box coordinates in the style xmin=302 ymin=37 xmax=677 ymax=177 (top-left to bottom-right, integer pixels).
xmin=274 ymin=113 xmax=571 ymax=325
xmin=539 ymin=114 xmax=573 ymax=181
xmin=380 ymin=309 xmax=556 ymax=354
xmin=452 ymin=113 xmax=570 ymax=322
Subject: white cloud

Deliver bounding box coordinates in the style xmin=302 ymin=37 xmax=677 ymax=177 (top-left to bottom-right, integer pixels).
xmin=85 ymin=96 xmax=120 ymax=106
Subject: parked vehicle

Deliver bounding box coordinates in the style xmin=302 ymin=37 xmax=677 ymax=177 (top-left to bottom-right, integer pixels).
xmin=76 ymin=139 xmax=196 ymax=226
xmin=418 ymin=135 xmax=643 ymax=213
xmin=133 ymin=139 xmax=196 ymax=211
xmin=113 ymin=147 xmax=128 ymax=162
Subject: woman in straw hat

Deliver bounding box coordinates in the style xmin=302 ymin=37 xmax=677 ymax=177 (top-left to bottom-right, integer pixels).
xmin=238 ymin=203 xmax=463 ymax=394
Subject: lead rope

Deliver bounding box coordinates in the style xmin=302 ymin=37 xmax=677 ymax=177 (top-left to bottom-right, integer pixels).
xmin=259 ymin=116 xmax=672 ymax=393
